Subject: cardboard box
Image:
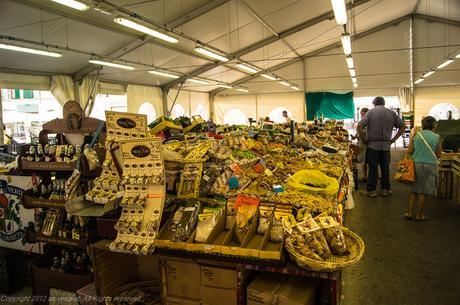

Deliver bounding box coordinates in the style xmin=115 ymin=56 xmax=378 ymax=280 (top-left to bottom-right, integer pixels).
xmin=164 ymin=258 xmax=201 ymax=300
xmin=247 ymin=273 xmax=319 ymax=305
xmin=165 ymin=296 xmax=201 ymax=305
xmin=200 ymin=266 xmax=238 ymax=289
xmin=247 ymin=273 xmax=287 ymax=305
xmin=277 ymin=276 xmax=319 ymax=305
xmin=201 ymin=286 xmax=237 ymax=305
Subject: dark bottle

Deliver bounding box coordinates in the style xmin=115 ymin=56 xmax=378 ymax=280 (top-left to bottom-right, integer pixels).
xmin=63 ymin=214 xmax=72 ymax=239
xmin=61 ymin=145 xmax=69 ymax=162
xmin=46 ymin=145 xmax=56 ymax=162
xmin=66 ymin=145 xmax=75 ymax=162
xmin=32 ymin=176 xmax=40 ymax=197
xmin=26 ymin=146 xmax=36 ymax=162
xmin=39 ymin=184 xmax=48 ymax=199
xmin=50 ymin=257 xmax=60 ymax=271
xmin=43 ymin=144 xmax=52 ymax=162
xmin=35 ymin=144 xmax=44 ymax=162
xmin=58 ymin=258 xmax=66 ymax=272
xmin=57 ymin=221 xmax=64 ymax=238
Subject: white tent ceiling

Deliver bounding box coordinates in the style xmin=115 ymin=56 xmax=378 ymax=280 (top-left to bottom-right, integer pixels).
xmin=0 ymin=0 xmax=459 ymax=94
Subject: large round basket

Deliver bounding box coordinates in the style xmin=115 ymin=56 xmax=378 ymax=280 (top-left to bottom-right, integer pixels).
xmin=285 ymin=227 xmax=364 ymax=272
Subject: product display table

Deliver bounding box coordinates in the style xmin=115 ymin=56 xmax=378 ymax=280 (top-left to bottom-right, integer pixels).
xmin=90 ymin=239 xmax=342 ymax=305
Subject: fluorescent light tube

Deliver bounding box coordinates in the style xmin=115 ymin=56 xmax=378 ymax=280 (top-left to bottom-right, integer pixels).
xmin=114 ymin=17 xmax=178 ymax=44
xmin=353 ymin=82 xmax=358 ymax=88
xmin=236 ymin=88 xmax=249 ymax=92
xmin=217 ymin=84 xmax=232 ymax=89
xmin=290 ymin=86 xmax=299 ymax=90
xmin=349 ymin=68 xmax=356 ymax=77
xmin=330 ymin=0 xmax=347 ymax=25
xmin=89 ymin=59 xmax=135 ymax=70
xmin=186 ymin=78 xmax=209 ymax=84
xmin=0 ymin=43 xmax=62 ymax=57
xmin=346 ymin=56 xmax=354 ymax=69
xmin=436 ymin=58 xmax=453 ymax=69
xmin=236 ymin=63 xmax=259 ymax=73
xmin=414 ymin=78 xmax=424 ymax=84
xmin=341 ymin=33 xmax=351 ymax=55
xmin=51 ymin=0 xmax=89 ymax=11
xmin=94 ymin=8 xmax=112 ymax=15
xmin=351 ymin=77 xmax=357 ymax=83
xmin=456 ymin=53 xmax=460 ymax=59
xmin=194 ymin=47 xmax=229 ymax=62
xmin=279 ymin=81 xmax=291 ymax=87
xmin=422 ymin=70 xmax=435 ymax=78
xmin=149 ymin=70 xmax=179 ymax=78
xmin=261 ymin=73 xmax=277 ymax=80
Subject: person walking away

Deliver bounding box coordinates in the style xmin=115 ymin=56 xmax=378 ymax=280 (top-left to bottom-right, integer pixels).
xmin=405 ymin=116 xmax=441 ymax=221
xmin=357 ymin=96 xmax=406 ymax=197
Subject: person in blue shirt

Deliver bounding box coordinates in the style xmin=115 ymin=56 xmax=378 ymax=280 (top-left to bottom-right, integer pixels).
xmin=405 ymin=116 xmax=442 ymax=221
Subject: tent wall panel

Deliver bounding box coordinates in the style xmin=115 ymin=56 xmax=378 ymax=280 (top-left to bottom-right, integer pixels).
xmin=0 ymin=73 xmax=50 ymax=90
xmin=213 ymin=95 xmax=257 ymax=124
xmin=414 ymin=86 xmax=460 ymax=124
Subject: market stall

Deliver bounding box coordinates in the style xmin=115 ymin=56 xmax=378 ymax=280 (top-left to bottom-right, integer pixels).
xmin=3 ymin=107 xmax=362 ymax=304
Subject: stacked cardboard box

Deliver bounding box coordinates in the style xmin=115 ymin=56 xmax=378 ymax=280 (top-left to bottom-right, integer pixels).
xmin=201 ymin=266 xmax=238 ymax=305
xmin=162 ymin=258 xmax=241 ymax=305
xmin=247 ymin=273 xmax=319 ymax=305
xmin=163 ymin=258 xmax=201 ymax=305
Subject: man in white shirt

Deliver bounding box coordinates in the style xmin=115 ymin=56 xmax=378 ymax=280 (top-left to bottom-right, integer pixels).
xmin=282 ymin=110 xmax=291 ymax=124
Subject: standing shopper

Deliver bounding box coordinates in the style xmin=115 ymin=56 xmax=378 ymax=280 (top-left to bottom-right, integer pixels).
xmin=405 ymin=116 xmax=441 ymax=221
xmin=357 ymin=108 xmax=369 ymax=182
xmin=357 ymin=97 xmax=406 ymax=197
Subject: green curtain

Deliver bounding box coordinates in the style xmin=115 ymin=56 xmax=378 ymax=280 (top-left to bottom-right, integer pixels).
xmin=305 ymin=92 xmax=355 ymax=120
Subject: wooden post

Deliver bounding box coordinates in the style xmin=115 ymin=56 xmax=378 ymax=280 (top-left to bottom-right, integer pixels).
xmin=0 ymin=88 xmax=4 ymax=145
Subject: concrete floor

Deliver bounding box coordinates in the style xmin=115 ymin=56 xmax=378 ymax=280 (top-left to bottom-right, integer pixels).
xmin=342 ymin=149 xmax=460 ymax=305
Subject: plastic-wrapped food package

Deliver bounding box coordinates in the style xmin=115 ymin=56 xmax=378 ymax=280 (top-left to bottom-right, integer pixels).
xmin=195 ymin=209 xmax=221 ymax=243
xmin=257 ymin=203 xmax=275 ymax=235
xmin=318 ymin=216 xmax=348 ymax=255
xmin=270 ymin=203 xmax=292 ymax=242
xmin=170 ymin=202 xmax=201 ymax=242
xmin=199 ymin=165 xmax=221 ymax=197
xmin=235 ymin=205 xmax=257 ymax=244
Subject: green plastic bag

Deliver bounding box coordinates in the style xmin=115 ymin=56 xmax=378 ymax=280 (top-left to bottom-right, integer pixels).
xmin=286 ymin=170 xmax=339 ymax=196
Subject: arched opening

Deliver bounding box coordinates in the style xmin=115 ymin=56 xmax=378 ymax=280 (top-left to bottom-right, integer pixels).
xmin=171 ymin=104 xmax=186 ymax=119
xmin=224 ymin=109 xmax=247 ymax=125
xmin=138 ymin=102 xmax=156 ymax=123
xmin=428 ymin=103 xmax=459 ymax=120
xmin=268 ymin=107 xmax=292 ymax=123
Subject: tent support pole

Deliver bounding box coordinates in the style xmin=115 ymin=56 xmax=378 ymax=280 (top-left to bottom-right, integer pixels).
xmin=162 ymin=89 xmax=169 ymax=116
xmin=0 ymin=89 xmax=3 ymax=145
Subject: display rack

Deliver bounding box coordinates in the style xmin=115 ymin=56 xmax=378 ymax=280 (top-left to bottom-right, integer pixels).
xmin=19 ymin=111 xmax=105 ymax=305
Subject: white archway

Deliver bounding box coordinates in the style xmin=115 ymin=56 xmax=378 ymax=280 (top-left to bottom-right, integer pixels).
xmin=428 ymin=103 xmax=459 ymax=120
xmin=224 ymin=109 xmax=247 ymax=125
xmin=268 ymin=107 xmax=292 ymax=123
xmin=171 ymin=104 xmax=186 ymax=119
xmin=138 ymin=102 xmax=156 ymax=123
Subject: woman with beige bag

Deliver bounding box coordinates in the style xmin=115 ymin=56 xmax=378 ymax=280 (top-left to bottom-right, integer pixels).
xmin=405 ymin=116 xmax=442 ymax=221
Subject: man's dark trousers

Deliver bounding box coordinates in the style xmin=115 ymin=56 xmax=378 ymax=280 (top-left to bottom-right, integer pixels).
xmin=366 ymin=147 xmax=391 ymax=192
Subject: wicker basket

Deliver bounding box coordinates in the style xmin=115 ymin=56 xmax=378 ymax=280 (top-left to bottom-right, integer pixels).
xmin=285 ymin=227 xmax=364 ymax=272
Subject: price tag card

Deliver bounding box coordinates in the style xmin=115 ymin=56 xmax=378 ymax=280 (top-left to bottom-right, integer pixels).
xmin=229 ymin=163 xmax=242 ymax=173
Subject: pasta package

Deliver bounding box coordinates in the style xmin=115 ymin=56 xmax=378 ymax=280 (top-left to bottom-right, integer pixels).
xmin=170 ymin=202 xmax=201 ymax=242
xmin=270 ymin=203 xmax=292 ymax=242
xmin=235 ymin=205 xmax=257 ymax=244
xmin=296 ymin=217 xmax=332 ymax=259
xmin=318 ymin=216 xmax=348 ymax=255
xmin=257 ymin=202 xmax=275 ymax=235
